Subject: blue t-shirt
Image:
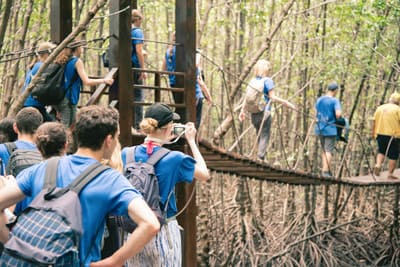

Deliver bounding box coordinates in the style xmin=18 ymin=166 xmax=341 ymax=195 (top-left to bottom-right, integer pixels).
xmin=131 ymin=27 xmax=144 ymax=68
xmin=16 ymin=155 xmax=141 ymax=266
xmin=64 ymin=57 xmax=82 ymax=105
xmin=195 ymin=68 xmax=204 ymax=100
xmin=165 ymin=46 xmax=176 ymax=86
xmin=23 ymin=62 xmax=45 ymax=108
xmin=121 ymin=145 xmax=196 ymax=218
xmin=259 ymin=76 xmax=275 ymax=107
xmin=315 ymin=95 xmax=342 ymax=136
xmin=0 ymin=140 xmax=37 ymax=175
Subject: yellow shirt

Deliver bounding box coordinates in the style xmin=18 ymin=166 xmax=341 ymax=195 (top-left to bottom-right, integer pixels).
xmin=373 ymin=103 xmax=400 ymax=138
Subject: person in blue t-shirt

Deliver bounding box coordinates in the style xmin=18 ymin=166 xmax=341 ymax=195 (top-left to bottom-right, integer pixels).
xmin=314 ymin=82 xmax=342 ymax=178
xmin=13 ymin=121 xmax=68 ymax=216
xmin=123 ymin=103 xmax=210 ymax=267
xmin=54 ymin=41 xmax=114 ymax=128
xmin=22 ymin=42 xmax=56 ymax=122
xmin=195 ymin=51 xmax=212 ymax=129
xmin=131 ymin=9 xmax=147 ymax=129
xmin=162 ymin=33 xmax=178 ymax=92
xmin=0 ymin=107 xmax=43 ymax=175
xmin=0 ymin=105 xmax=160 ymax=266
xmin=162 ymin=32 xmax=176 ymax=89
xmin=239 ymin=59 xmax=295 ymax=160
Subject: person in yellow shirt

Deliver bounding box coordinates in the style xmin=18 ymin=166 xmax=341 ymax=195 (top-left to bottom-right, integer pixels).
xmin=372 ymin=92 xmax=400 ymax=179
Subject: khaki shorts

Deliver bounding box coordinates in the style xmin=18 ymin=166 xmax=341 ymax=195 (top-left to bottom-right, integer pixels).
xmin=319 ymin=136 xmax=336 ymax=153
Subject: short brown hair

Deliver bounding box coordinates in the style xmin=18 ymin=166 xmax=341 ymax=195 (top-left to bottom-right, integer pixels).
xmin=16 ymin=107 xmax=43 ymax=135
xmin=75 ymin=106 xmax=119 ymax=150
xmin=35 ymin=122 xmax=67 ymax=158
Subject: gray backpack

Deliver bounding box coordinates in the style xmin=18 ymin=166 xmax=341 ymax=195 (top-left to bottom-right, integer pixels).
xmin=243 ymin=77 xmax=268 ymax=113
xmin=1 ymin=157 xmax=109 ymax=266
xmin=4 ymin=142 xmax=42 ymax=177
xmin=115 ymin=146 xmax=170 ymax=233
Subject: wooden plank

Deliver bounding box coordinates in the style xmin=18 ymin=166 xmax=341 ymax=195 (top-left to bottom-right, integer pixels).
xmin=86 ymin=68 xmax=118 ymax=106
xmin=175 ymin=0 xmax=196 ymax=266
xmin=342 ymin=169 xmax=400 ymax=186
xmin=112 ymin=0 xmax=133 ymax=148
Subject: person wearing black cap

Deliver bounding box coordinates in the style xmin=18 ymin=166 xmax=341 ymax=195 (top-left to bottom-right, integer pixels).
xmin=54 ymin=40 xmax=114 ymax=128
xmin=121 ymin=103 xmax=210 ymax=266
xmin=315 ymin=82 xmax=342 ymax=178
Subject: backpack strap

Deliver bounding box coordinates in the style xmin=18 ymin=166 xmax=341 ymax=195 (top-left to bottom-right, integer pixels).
xmin=4 ymin=142 xmax=17 ymax=155
xmin=43 ymin=157 xmax=61 ymax=189
xmin=68 ymin=163 xmax=109 ymax=194
xmin=146 ymin=147 xmax=170 ymax=166
xmin=125 ymin=146 xmax=137 ymax=165
xmin=44 ymin=161 xmax=109 ymax=200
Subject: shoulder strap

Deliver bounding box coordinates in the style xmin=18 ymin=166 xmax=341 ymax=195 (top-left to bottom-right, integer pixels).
xmin=126 ymin=146 xmax=136 ymax=164
xmin=44 ymin=162 xmax=109 ymax=200
xmin=43 ymin=157 xmax=60 ymax=189
xmin=146 ymin=147 xmax=170 ymax=166
xmin=68 ymin=163 xmax=110 ymax=194
xmin=4 ymin=142 xmax=17 ymax=155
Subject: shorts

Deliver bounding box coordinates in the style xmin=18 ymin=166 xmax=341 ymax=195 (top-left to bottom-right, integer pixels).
xmin=377 ymin=135 xmax=399 ymax=160
xmin=319 ymin=136 xmax=336 ymax=153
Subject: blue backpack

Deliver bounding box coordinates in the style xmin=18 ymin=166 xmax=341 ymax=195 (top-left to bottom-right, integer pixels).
xmin=0 ymin=157 xmax=109 ymax=266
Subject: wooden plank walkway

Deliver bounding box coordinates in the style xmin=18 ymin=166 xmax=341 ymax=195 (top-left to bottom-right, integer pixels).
xmin=342 ymin=169 xmax=400 ymax=186
xmin=198 ymin=139 xmax=400 ymax=187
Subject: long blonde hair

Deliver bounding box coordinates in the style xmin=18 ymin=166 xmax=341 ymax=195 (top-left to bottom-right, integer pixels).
xmin=254 ymin=59 xmax=271 ymax=77
xmin=102 ymin=140 xmax=123 ymax=173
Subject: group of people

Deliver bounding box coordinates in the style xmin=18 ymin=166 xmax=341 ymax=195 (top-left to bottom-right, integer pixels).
xmin=0 ymin=103 xmax=210 ymax=266
xmin=132 ymin=9 xmax=212 ymax=130
xmin=239 ymin=60 xmax=399 ymax=179
xmin=23 ymin=41 xmax=114 ymax=128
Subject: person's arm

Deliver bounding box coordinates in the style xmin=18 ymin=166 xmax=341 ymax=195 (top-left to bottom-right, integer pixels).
xmin=197 ymin=73 xmax=212 ymax=104
xmin=75 ymin=59 xmax=114 ymax=87
xmin=0 ymin=211 xmax=9 ymax=243
xmin=90 ymin=197 xmax=160 ymax=267
xmin=335 ymin=109 xmax=342 ymax=119
xmin=136 ymin=43 xmax=146 ymax=80
xmin=0 ymin=182 xmax=25 ymax=244
xmin=268 ymin=89 xmax=296 ymax=110
xmin=161 ymin=52 xmax=167 ymax=71
xmin=184 ymin=122 xmax=210 ymax=181
xmin=371 ymin=120 xmax=376 ymax=139
xmin=0 ymin=182 xmax=24 ymax=211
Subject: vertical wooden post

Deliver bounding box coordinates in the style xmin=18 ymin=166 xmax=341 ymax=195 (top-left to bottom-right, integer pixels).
xmin=176 ymin=0 xmax=197 ymax=266
xmin=50 ymin=0 xmax=72 ymax=44
xmin=110 ymin=0 xmax=133 ymax=147
xmin=155 ymin=73 xmax=161 ymax=102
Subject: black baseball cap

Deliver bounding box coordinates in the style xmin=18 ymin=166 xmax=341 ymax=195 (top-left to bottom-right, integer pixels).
xmin=144 ymin=103 xmax=180 ymax=128
xmin=327 ymin=82 xmax=338 ymax=91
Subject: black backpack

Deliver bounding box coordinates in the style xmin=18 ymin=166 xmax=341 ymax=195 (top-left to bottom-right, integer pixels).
xmin=115 ymin=146 xmax=171 ymax=232
xmin=31 ymin=58 xmax=78 ymax=106
xmin=0 ymin=157 xmax=109 ymax=266
xmin=4 ymin=142 xmax=43 ymax=177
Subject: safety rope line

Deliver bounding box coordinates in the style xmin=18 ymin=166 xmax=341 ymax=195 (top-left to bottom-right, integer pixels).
xmin=0 ymin=35 xmax=111 ymax=63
